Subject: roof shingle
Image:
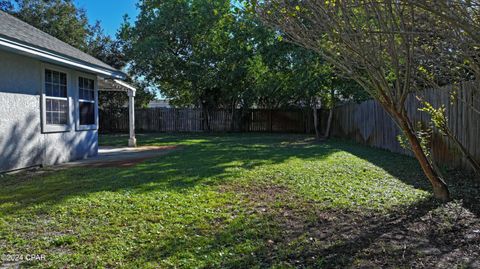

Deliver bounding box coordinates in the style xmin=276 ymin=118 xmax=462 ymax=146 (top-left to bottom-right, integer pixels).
xmin=0 ymin=10 xmax=120 ymax=73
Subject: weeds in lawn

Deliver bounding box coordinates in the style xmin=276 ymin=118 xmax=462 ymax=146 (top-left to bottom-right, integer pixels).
xmin=0 ymin=134 xmax=479 ymax=268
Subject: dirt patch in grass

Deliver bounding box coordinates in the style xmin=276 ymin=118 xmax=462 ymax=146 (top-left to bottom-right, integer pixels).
xmin=225 ymin=182 xmax=480 ymax=268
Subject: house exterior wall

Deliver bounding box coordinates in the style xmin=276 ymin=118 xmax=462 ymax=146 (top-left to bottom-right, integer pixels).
xmin=0 ymin=50 xmax=98 ymax=172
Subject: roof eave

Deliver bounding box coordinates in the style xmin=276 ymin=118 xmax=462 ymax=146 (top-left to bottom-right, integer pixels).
xmin=113 ymin=79 xmax=136 ymax=92
xmin=0 ymin=36 xmax=126 ymax=80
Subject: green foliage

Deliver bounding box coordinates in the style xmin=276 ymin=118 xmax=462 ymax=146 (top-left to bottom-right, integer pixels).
xmin=121 ymin=0 xmax=366 ymax=110
xmin=0 ymin=0 xmax=13 ymax=11
xmin=397 ymin=133 xmax=410 ymax=151
xmin=417 ymin=122 xmax=434 ymax=159
xmin=397 ymin=121 xmax=434 ymax=160
xmin=120 ymin=0 xmax=241 ymax=108
xmin=419 ymin=101 xmax=448 ymax=135
xmin=86 ymin=22 xmax=126 ymax=70
xmin=2 ymin=0 xmax=156 ymax=111
xmin=5 ymin=0 xmax=91 ymax=50
xmin=98 ymin=79 xmax=155 ymax=113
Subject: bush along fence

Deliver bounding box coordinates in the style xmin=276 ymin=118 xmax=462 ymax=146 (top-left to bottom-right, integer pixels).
xmin=100 ymin=108 xmax=317 ymax=134
xmin=330 ymin=81 xmax=480 ymax=172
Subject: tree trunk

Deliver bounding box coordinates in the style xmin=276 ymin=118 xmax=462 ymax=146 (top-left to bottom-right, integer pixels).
xmin=230 ymin=108 xmax=236 ymax=132
xmin=395 ymin=111 xmax=450 ymax=201
xmin=323 ymin=88 xmax=335 ymax=139
xmin=446 ymin=130 xmax=480 ymax=175
xmin=313 ymin=106 xmax=321 ymax=140
xmin=324 ymin=107 xmax=333 ymax=139
xmin=202 ymin=103 xmax=211 ymax=132
xmin=230 ymin=102 xmax=236 ymax=132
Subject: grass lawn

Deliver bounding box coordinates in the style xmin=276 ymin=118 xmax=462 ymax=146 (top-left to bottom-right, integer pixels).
xmin=1 ymin=133 xmax=479 ymax=268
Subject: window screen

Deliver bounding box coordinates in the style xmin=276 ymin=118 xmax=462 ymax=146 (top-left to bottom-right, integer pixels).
xmin=78 ymin=77 xmax=95 ymax=126
xmin=45 ymin=69 xmax=68 ymax=125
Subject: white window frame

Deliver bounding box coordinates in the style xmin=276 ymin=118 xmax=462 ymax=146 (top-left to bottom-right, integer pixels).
xmin=75 ymin=73 xmax=99 ymax=131
xmin=41 ymin=64 xmax=72 ymax=133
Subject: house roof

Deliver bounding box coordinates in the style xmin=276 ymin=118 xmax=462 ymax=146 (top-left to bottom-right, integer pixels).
xmin=0 ymin=10 xmax=126 ymax=79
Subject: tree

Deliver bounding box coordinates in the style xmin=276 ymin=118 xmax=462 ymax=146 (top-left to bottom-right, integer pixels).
xmin=3 ymin=0 xmax=91 ymax=50
xmin=121 ymin=0 xmax=240 ymax=130
xmin=404 ymin=0 xmax=480 ymax=176
xmin=122 ymin=0 xmax=366 ymax=133
xmin=121 ymin=0 xmax=288 ymax=131
xmin=3 ymin=0 xmax=155 ymax=114
xmin=0 ymin=0 xmax=13 ymax=11
xmin=248 ymin=42 xmax=365 ymax=138
xmin=256 ymin=0 xmax=451 ymax=200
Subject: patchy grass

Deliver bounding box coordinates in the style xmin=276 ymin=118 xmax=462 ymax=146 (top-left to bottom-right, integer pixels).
xmin=1 ymin=133 xmax=479 ymax=268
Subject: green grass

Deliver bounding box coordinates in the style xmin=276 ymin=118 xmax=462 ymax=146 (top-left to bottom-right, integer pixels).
xmin=1 ymin=133 xmax=479 ymax=268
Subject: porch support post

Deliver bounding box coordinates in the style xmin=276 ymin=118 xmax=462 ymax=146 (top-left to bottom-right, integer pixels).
xmin=128 ymin=89 xmax=137 ymax=147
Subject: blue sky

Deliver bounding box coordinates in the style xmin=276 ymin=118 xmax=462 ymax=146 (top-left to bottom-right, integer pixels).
xmin=75 ymin=0 xmax=140 ymax=37
xmin=74 ymin=0 xmax=164 ymax=97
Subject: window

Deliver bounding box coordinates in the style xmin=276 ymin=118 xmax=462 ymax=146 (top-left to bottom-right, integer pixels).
xmin=45 ymin=69 xmax=68 ymax=125
xmin=78 ymin=77 xmax=96 ymax=126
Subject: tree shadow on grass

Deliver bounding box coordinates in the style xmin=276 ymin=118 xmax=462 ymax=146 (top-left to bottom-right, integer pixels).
xmin=126 ymin=183 xmax=480 ymax=268
xmin=125 ymin=136 xmax=479 ymax=268
xmin=332 ymin=140 xmax=480 ymax=217
xmin=0 ymin=134 xmax=339 ymax=214
xmin=2 ymin=134 xmax=479 ymax=267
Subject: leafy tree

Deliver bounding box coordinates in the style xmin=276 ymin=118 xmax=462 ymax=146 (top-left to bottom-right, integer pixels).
xmin=257 ymin=0 xmax=451 ymax=200
xmin=0 ymin=0 xmax=13 ymax=11
xmin=4 ymin=0 xmax=91 ymax=50
xmin=2 ymin=0 xmax=154 ymax=111
xmin=122 ymin=0 xmax=365 ymax=133
xmin=121 ymin=0 xmax=265 ymax=130
xmin=86 ymin=22 xmax=127 ymax=70
xmin=247 ymin=37 xmax=366 ymax=138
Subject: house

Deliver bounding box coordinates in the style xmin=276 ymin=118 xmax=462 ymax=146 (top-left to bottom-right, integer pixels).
xmin=0 ymin=11 xmax=137 ymax=173
xmin=148 ymin=99 xmax=171 ymax=108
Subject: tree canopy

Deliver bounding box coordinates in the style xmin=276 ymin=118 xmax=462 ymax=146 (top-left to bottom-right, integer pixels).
xmin=120 ymin=0 xmax=365 ymax=115
xmin=1 ymin=0 xmax=155 ymax=108
xmin=255 ymin=0 xmax=455 ymax=200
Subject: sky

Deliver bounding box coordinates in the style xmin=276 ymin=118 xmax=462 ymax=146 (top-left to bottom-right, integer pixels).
xmin=74 ymin=0 xmax=164 ymax=98
xmin=75 ymin=0 xmax=140 ymax=37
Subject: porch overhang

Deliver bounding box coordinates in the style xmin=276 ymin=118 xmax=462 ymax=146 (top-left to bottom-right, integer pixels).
xmin=98 ymin=78 xmax=137 ymax=147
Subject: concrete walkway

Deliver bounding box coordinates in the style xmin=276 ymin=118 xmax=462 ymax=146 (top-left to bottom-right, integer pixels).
xmin=65 ymin=146 xmax=178 ymax=168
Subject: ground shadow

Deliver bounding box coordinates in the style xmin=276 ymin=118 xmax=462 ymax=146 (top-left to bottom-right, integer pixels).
xmin=0 ymin=133 xmax=339 ymax=214
xmin=1 ymin=109 xmax=98 ymax=173
xmin=125 ymin=182 xmax=480 ymax=268
xmin=333 ymin=140 xmax=480 ymax=216
xmin=1 ymin=133 xmax=479 ymax=268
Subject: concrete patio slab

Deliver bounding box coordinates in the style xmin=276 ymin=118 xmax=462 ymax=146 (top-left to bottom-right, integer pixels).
xmin=65 ymin=145 xmax=179 ymax=168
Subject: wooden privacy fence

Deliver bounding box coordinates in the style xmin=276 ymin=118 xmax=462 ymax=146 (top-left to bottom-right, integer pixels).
xmin=330 ymin=81 xmax=480 ymax=171
xmin=100 ymin=81 xmax=479 ymax=171
xmin=100 ymin=108 xmax=315 ymax=134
